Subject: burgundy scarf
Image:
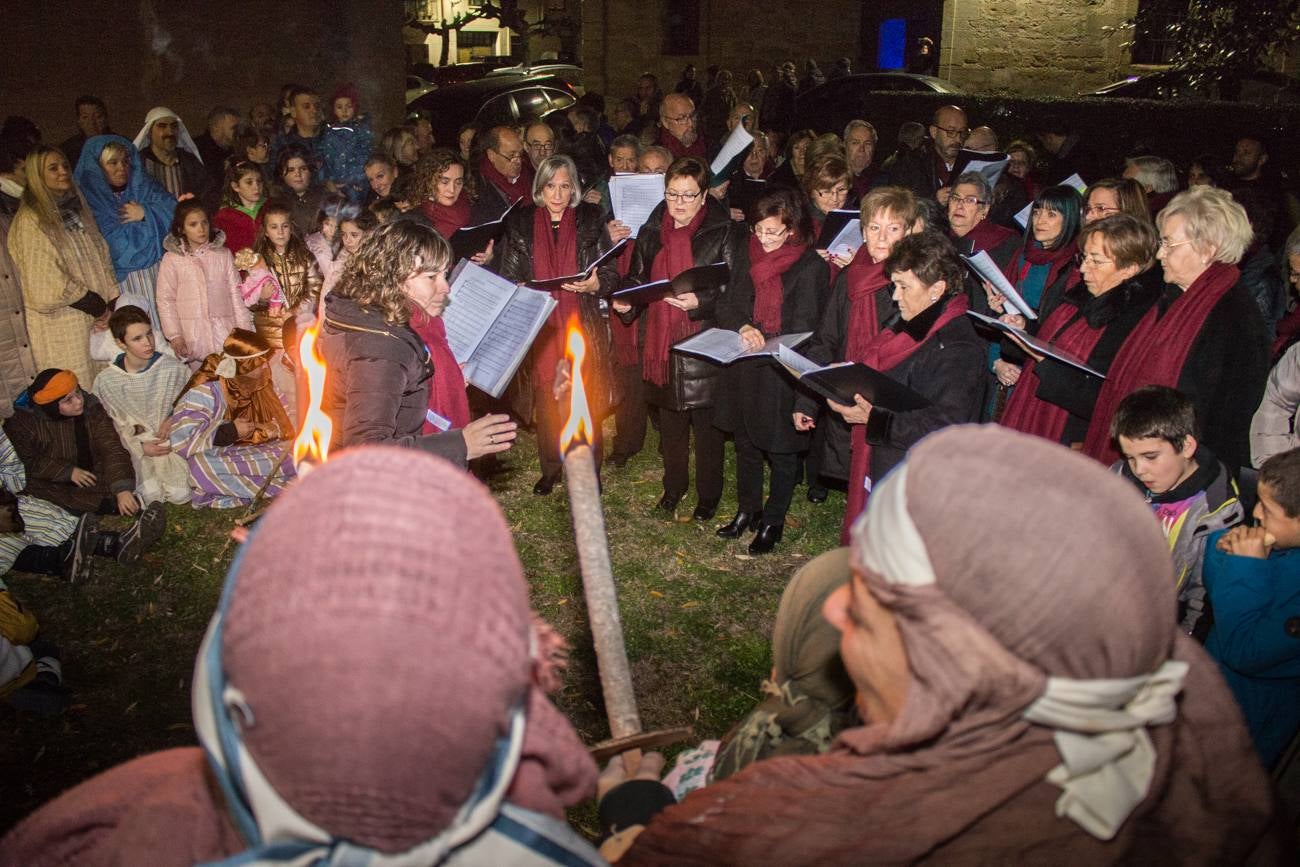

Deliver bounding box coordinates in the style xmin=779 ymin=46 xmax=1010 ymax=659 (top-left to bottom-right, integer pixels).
xmin=642 ymin=206 xmax=707 ymax=386
xmin=419 ymin=194 xmax=471 ymax=241
xmin=1081 ymin=262 xmax=1241 ymax=464
xmin=999 ymin=300 xmax=1107 ymax=444
xmin=963 ymin=218 xmax=1016 ymax=254
xmin=478 ymin=155 xmax=533 ymax=204
xmin=1006 ymin=238 xmax=1080 ymax=300
xmin=843 ymin=294 xmax=971 ymax=542
xmin=531 ymin=207 xmax=581 ymax=386
xmin=609 ymin=242 xmax=640 ymax=366
xmin=657 ymin=126 xmax=706 ymax=159
xmin=749 ymin=235 xmax=807 ymax=335
xmin=843 ymin=247 xmax=891 ymax=363
xmin=409 ymin=309 xmax=471 ymax=433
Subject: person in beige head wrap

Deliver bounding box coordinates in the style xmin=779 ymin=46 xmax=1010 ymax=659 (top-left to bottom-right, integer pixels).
xmin=604 ymin=425 xmax=1282 ymax=865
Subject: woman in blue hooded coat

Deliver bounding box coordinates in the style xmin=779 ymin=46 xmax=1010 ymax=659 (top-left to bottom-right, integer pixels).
xmin=73 ymin=135 xmax=176 ymax=332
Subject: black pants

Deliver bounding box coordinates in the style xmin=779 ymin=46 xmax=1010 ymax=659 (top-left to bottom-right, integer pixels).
xmin=611 ymin=363 xmax=648 ymax=461
xmin=658 ymin=405 xmax=724 ymax=503
xmin=734 ymin=426 xmax=800 ymax=524
xmin=536 ymin=387 xmax=602 ymax=480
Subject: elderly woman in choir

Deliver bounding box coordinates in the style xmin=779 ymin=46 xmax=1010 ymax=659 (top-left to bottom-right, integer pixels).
xmin=1082 ymin=187 xmax=1270 ymax=469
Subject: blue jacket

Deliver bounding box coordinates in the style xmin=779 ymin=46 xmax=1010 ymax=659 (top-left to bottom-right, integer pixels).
xmin=1203 ymin=529 xmax=1300 ymax=767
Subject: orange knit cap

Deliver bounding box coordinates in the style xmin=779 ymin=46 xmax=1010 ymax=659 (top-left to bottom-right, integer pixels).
xmin=31 ymin=370 xmax=78 ymax=405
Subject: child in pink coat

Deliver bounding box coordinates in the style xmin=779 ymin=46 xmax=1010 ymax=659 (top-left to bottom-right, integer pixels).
xmin=156 ymin=201 xmax=255 ymax=368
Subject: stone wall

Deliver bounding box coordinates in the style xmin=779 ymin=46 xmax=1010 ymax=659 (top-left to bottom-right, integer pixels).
xmin=582 ymin=0 xmax=862 ymax=107
xmin=939 ymin=0 xmax=1141 ymax=95
xmin=2 ymin=0 xmax=405 ymax=152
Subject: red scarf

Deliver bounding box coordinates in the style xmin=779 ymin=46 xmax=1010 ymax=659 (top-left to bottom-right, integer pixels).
xmin=843 ymin=247 xmax=891 ymax=363
xmin=409 ymin=310 xmax=471 ymax=433
xmin=657 ymin=126 xmax=706 ymax=159
xmin=1081 ymin=262 xmax=1241 ymax=464
xmin=642 ymin=206 xmax=707 ymax=386
xmin=419 ymin=194 xmax=471 ymax=240
xmin=843 ymin=294 xmax=970 ymax=542
xmin=999 ymin=300 xmax=1107 ymax=444
xmin=530 ymin=207 xmax=582 ymax=386
xmin=1007 ymin=238 xmax=1081 ymax=300
xmin=962 ymin=218 xmax=1016 ymax=254
xmin=478 ymin=155 xmax=533 ymax=204
xmin=749 ymin=235 xmax=807 ymax=335
xmin=610 ymin=242 xmax=640 ymax=366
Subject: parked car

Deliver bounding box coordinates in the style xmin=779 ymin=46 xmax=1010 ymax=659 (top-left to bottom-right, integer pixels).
xmin=411 ymin=58 xmax=517 ymax=88
xmin=406 ymin=73 xmax=578 ymax=147
xmin=791 ymin=72 xmax=965 ymax=135
xmin=487 ymin=63 xmax=584 ymax=93
xmin=405 ymin=75 xmax=436 ymax=103
xmin=1084 ymin=69 xmax=1300 ymax=105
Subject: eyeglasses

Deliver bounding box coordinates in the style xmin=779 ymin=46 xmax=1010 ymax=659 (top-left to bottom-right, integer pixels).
xmin=934 ymin=125 xmax=970 ymax=139
xmin=665 ymin=190 xmax=702 ymax=203
xmin=527 ymin=141 xmax=555 ymax=154
xmin=816 ymin=185 xmax=850 ymax=198
xmin=1084 ymin=204 xmax=1119 ymax=216
xmin=1075 ymin=252 xmax=1113 ymax=268
xmin=1158 ymin=237 xmax=1194 ymax=251
xmin=492 ymin=148 xmax=524 ymax=162
xmin=753 ymin=226 xmax=789 ymax=240
xmin=950 ymin=195 xmax=987 ymax=207
xmin=663 ymin=112 xmax=697 ymax=125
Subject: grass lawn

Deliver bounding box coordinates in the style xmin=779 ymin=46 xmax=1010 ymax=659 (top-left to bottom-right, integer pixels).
xmin=0 ymin=421 xmax=845 ymax=835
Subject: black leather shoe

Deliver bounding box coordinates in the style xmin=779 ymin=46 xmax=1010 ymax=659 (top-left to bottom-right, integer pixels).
xmin=716 ymin=510 xmax=763 ymax=538
xmin=692 ymin=498 xmax=720 ymax=521
xmin=748 ymin=523 xmax=784 ymax=554
xmin=656 ymin=492 xmax=683 ymax=515
xmin=533 ymin=474 xmax=560 ymax=496
xmin=806 ymin=485 xmax=828 ymax=504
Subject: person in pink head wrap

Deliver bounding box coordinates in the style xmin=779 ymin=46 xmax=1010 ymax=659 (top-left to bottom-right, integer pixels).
xmin=599 ymin=425 xmax=1284 ymax=865
xmin=1 ymin=447 xmax=602 ymax=866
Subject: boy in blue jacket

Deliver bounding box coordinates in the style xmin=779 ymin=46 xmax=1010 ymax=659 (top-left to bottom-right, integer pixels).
xmin=1204 ymin=445 xmax=1300 ymax=768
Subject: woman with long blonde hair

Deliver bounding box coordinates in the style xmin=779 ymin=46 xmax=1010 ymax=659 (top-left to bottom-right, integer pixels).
xmin=6 ymin=146 xmax=119 ymax=384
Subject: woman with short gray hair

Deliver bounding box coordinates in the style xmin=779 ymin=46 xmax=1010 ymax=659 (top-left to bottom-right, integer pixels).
xmin=498 ymin=154 xmax=620 ymax=494
xmin=1081 ymin=187 xmax=1271 ymax=468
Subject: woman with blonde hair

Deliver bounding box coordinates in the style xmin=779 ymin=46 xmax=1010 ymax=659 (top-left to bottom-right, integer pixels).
xmin=1082 ymin=187 xmax=1271 ymax=468
xmin=6 ymin=146 xmax=119 ymax=385
xmin=318 ymin=220 xmax=517 ymax=465
xmin=167 ymin=328 xmax=296 ymax=508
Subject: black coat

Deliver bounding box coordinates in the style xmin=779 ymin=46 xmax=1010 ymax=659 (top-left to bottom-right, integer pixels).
xmin=496 ymin=202 xmax=618 ymax=409
xmin=620 ymin=197 xmax=737 ymax=412
xmin=793 ymin=266 xmax=896 ymax=480
xmin=319 ymin=294 xmax=467 ymax=464
xmin=861 ymin=304 xmax=986 ymax=482
xmin=1162 ymin=278 xmax=1271 ymax=471
xmin=469 ymin=174 xmax=516 ymax=227
xmin=713 ymin=241 xmax=830 ymax=453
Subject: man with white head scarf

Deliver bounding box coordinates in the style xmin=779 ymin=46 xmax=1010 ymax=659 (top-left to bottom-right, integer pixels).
xmin=132 ymin=106 xmax=210 ymax=205
xmin=601 ymin=425 xmax=1282 ymax=865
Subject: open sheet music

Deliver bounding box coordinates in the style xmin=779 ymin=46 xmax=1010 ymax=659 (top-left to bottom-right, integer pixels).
xmin=1013 ymin=173 xmax=1087 ymax=227
xmin=449 ymin=197 xmax=521 ymax=261
xmin=965 ymin=311 xmax=1104 ymax=378
xmin=775 ymin=345 xmax=931 ymax=411
xmin=815 ymin=209 xmax=859 ymax=250
xmin=612 ymin=261 xmax=730 ymax=306
xmin=442 ymin=261 xmax=557 ymax=398
xmin=951 ymin=148 xmax=1011 ymax=188
xmin=525 ymin=239 xmax=629 ymax=292
xmin=709 ymin=122 xmax=755 ymax=187
xmin=962 ymin=249 xmax=1038 ymax=320
xmin=673 ymin=329 xmax=812 ymax=364
xmin=609 ymin=173 xmax=665 ymax=238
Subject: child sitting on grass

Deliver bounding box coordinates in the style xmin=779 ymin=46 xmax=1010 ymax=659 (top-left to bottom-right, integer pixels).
xmin=1203 ymin=446 xmax=1300 ymax=768
xmin=1111 ymin=385 xmax=1243 ymax=639
xmin=91 ymin=306 xmax=192 ymax=505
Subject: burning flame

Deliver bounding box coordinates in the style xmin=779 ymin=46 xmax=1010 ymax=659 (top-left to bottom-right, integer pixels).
xmin=293 ymin=323 xmax=332 ymax=468
xmin=558 ymin=321 xmax=593 ymax=453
